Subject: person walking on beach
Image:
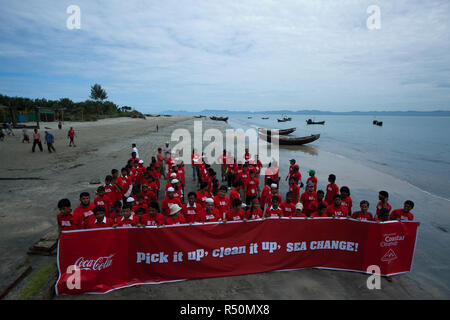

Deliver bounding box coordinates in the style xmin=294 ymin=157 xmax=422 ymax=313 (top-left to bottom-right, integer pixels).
xmin=22 ymin=128 xmax=30 ymax=143
xmin=44 ymin=131 xmax=56 ymax=153
xmin=58 ymin=120 xmax=62 ymax=130
xmin=132 ymin=143 xmax=139 ymax=159
xmin=68 ymin=127 xmax=76 ymax=147
xmin=32 ymin=128 xmax=43 ymax=152
xmin=6 ymin=122 xmax=14 ymax=136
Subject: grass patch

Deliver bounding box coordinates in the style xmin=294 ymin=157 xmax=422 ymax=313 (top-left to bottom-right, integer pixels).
xmin=18 ymin=262 xmax=56 ymax=300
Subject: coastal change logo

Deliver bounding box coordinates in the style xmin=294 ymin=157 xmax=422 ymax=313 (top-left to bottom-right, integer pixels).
xmin=381 ymin=249 xmax=397 ymax=264
xmin=380 ymin=233 xmax=405 ymax=247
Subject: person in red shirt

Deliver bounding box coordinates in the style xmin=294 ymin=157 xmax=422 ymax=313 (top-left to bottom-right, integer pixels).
xmin=260 ymin=178 xmax=272 ymax=210
xmin=213 ymin=186 xmax=231 ymax=220
xmin=230 ymin=180 xmax=243 ymax=202
xmin=325 ymin=174 xmax=339 ymax=205
xmin=67 ymin=127 xmax=76 ymax=147
xmin=311 ymin=203 xmax=328 ymax=218
xmin=295 ymin=202 xmax=306 ymax=217
xmin=285 ymin=159 xmax=296 ymax=182
xmin=300 ymin=182 xmax=317 ymax=215
xmin=376 ymin=208 xmax=390 ymax=222
xmin=245 ymin=199 xmax=263 ymax=220
xmin=281 ymin=192 xmax=296 ymax=217
xmin=288 ymin=177 xmax=300 ymax=204
xmin=86 ymin=206 xmax=114 ymax=229
xmin=244 ymin=148 xmax=251 ymax=164
xmin=141 ymin=184 xmax=157 ymax=205
xmin=118 ymin=168 xmax=132 ymax=200
xmin=306 ymin=170 xmax=318 ymax=191
xmin=352 ymin=200 xmax=374 ymax=221
xmin=197 ymin=198 xmax=220 ymax=222
xmin=196 ymin=182 xmax=211 ymax=207
xmin=192 ymin=149 xmax=202 ymax=182
xmin=326 ymin=194 xmax=349 ymax=218
xmin=265 ymin=196 xmax=283 ymax=218
xmin=265 ymin=183 xmax=282 ymax=211
xmin=117 ymin=204 xmax=139 ymax=227
xmin=57 ymin=198 xmax=78 ymax=234
xmin=340 ymin=186 xmax=353 ymax=216
xmin=134 ymin=207 xmax=147 ymax=226
xmin=141 ymin=202 xmax=166 ymax=226
xmin=376 ymin=191 xmax=392 ymax=219
xmin=166 ymin=204 xmax=187 ymax=225
xmin=390 ymin=200 xmax=415 ymax=221
xmin=94 ymin=186 xmax=111 ymax=216
xmin=110 ymin=169 xmax=124 ymax=203
xmin=128 ymin=151 xmax=139 ymax=163
xmin=134 ymin=194 xmax=149 ymax=215
xmin=290 ymin=164 xmax=302 ymax=187
xmin=245 ymin=170 xmax=260 ymax=205
xmin=109 ymin=201 xmax=122 ymax=223
xmin=308 ymin=189 xmax=328 ymax=213
xmin=161 ymin=188 xmax=183 ymax=216
xmin=237 ymin=164 xmax=250 ymax=187
xmin=182 ymin=192 xmax=203 ymax=223
xmin=224 ymin=199 xmax=245 ymax=221
xmin=73 ymin=192 xmax=96 ymax=229
xmin=102 ymin=175 xmax=116 ymax=205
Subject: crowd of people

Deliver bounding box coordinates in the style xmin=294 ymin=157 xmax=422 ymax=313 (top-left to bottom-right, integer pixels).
xmin=56 ymin=144 xmax=416 ymax=233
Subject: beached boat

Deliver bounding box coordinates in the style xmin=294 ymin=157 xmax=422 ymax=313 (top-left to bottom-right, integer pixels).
xmin=248 ymin=117 xmax=252 ymax=119
xmin=306 ymin=119 xmax=325 ymax=125
xmin=261 ymin=117 xmax=269 ymax=119
xmin=210 ymin=116 xmax=228 ymax=122
xmin=259 ymin=132 xmax=320 ymax=145
xmin=373 ymin=120 xmax=383 ymax=126
xmin=258 ymin=127 xmax=296 ymax=135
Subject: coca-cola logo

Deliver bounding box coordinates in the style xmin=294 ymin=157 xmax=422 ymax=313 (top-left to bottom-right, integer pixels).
xmin=74 ymin=254 xmax=114 ymax=271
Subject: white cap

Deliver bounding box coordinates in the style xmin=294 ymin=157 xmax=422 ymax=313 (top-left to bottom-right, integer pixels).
xmin=139 ymin=160 xmax=144 ymax=164
xmin=271 ymin=183 xmax=278 ymax=188
xmin=296 ymin=202 xmax=303 ymax=210
xmin=126 ymin=197 xmax=135 ymax=202
xmin=167 ymin=187 xmax=175 ymax=192
xmin=205 ymin=198 xmax=214 ymax=203
xmin=170 ymin=173 xmax=177 ymax=177
xmin=171 ymin=179 xmax=179 ymax=184
xmin=242 ymin=203 xmax=247 ymax=208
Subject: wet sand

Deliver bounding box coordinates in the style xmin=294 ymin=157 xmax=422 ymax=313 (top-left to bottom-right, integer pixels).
xmin=1 ymin=116 xmax=449 ymax=299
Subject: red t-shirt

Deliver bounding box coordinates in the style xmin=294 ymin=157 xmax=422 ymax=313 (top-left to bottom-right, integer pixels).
xmin=102 ymin=184 xmax=116 ymax=204
xmin=57 ymin=213 xmax=79 ymax=231
xmin=290 ymin=171 xmax=302 ymax=185
xmin=266 ymin=206 xmax=283 ymax=217
xmin=289 ymin=184 xmax=300 ymax=203
xmin=310 ymin=211 xmax=328 ymax=218
xmin=245 ymin=208 xmax=263 ymax=220
xmin=94 ymin=196 xmax=111 ymax=216
xmin=341 ymin=196 xmax=353 ymax=212
xmin=326 ymin=204 xmax=349 ymax=217
xmin=73 ymin=204 xmax=96 ymax=228
xmin=197 ymin=208 xmax=220 ymax=222
xmin=142 ymin=190 xmax=157 ymax=204
xmin=352 ymin=211 xmax=374 ymax=221
xmin=308 ymin=200 xmax=328 ymax=214
xmin=245 ymin=178 xmax=259 ymax=196
xmin=237 ymin=171 xmax=250 ymax=185
xmin=265 ymin=194 xmax=282 ymax=210
xmin=376 ymin=201 xmax=392 ymax=218
xmin=68 ymin=129 xmax=74 ymax=138
xmin=86 ymin=217 xmax=114 ymax=229
xmin=390 ymin=209 xmax=414 ymax=221
xmin=260 ymin=186 xmax=271 ymax=208
xmin=141 ymin=213 xmax=166 ymax=226
xmin=307 ymin=176 xmax=318 ymax=191
xmin=182 ymin=203 xmax=203 ymax=223
xmin=225 ymin=209 xmax=245 ymax=221
xmin=300 ymin=191 xmax=317 ymax=214
xmin=117 ymin=215 xmax=139 ymax=227
xmin=134 ymin=202 xmax=149 ymax=215
xmin=229 ymin=188 xmax=241 ymax=202
xmin=325 ymin=183 xmax=339 ymax=204
xmin=213 ymin=196 xmax=231 ymax=219
xmin=280 ymin=202 xmax=296 ymax=217
xmin=166 ymin=214 xmax=186 ymax=225
xmin=161 ymin=196 xmax=182 ymax=216
xmin=196 ymin=191 xmax=211 ymax=207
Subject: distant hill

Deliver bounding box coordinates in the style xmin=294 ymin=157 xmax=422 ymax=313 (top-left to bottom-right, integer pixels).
xmin=160 ymin=109 xmax=450 ymax=116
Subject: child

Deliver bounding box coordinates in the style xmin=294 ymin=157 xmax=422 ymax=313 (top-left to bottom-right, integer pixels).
xmin=300 ymin=182 xmax=317 ymax=215
xmin=134 ymin=194 xmax=149 ymax=215
xmin=265 ymin=196 xmax=283 ymax=218
xmin=94 ymin=186 xmax=111 ymax=216
xmin=308 ymin=189 xmax=328 ymax=213
xmin=86 ymin=206 xmax=114 ymax=229
xmin=295 ymin=202 xmax=306 ymax=217
xmin=57 ymin=198 xmax=78 ymax=233
xmin=166 ymin=204 xmax=186 ymax=225
xmin=325 ymin=174 xmax=339 ymax=205
xmin=213 ymin=185 xmax=231 ymax=220
xmin=352 ymin=200 xmax=374 ymax=221
xmin=135 ymin=207 xmax=147 ymax=226
xmin=224 ymin=198 xmax=245 ymax=221
xmin=376 ymin=191 xmax=392 ymax=219
xmin=141 ymin=202 xmax=165 ymax=226
xmin=230 ymin=180 xmax=243 ymax=202
xmin=288 ymin=176 xmax=300 ymax=204
xmin=109 ymin=201 xmax=123 ymax=223
xmin=182 ymin=192 xmax=203 ymax=223
xmin=117 ymin=204 xmax=139 ymax=227
xmin=390 ymin=200 xmax=415 ymax=221
xmin=281 ymin=192 xmax=296 ymax=217
xmin=311 ymin=203 xmax=328 ymax=217
xmin=73 ymin=192 xmax=96 ymax=228
xmin=260 ymin=178 xmax=272 ymax=209
xmin=340 ymin=186 xmax=353 ymax=216
xmin=326 ymin=194 xmax=349 ymax=218
xmin=141 ymin=184 xmax=157 ymax=205
xmin=265 ymin=183 xmax=283 ymax=211
xmin=245 ymin=199 xmax=264 ymax=220
xmin=196 ymin=182 xmax=211 ymax=207
xmin=306 ymin=170 xmax=318 ymax=191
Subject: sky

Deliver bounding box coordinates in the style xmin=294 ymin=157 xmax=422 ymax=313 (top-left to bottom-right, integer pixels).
xmin=0 ymin=0 xmax=449 ymax=113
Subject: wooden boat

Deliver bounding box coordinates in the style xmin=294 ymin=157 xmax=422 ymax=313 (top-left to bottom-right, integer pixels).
xmin=259 ymin=132 xmax=320 ymax=145
xmin=306 ymin=119 xmax=325 ymax=125
xmin=210 ymin=116 xmax=228 ymax=122
xmin=258 ymin=127 xmax=296 ymax=135
xmin=248 ymin=116 xmax=252 ymax=119
xmin=373 ymin=120 xmax=383 ymax=126
xmin=277 ymin=114 xmax=292 ymax=122
xmin=261 ymin=117 xmax=269 ymax=119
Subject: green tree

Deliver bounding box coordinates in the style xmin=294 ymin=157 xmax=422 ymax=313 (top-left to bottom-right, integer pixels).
xmin=90 ymin=84 xmax=108 ymax=101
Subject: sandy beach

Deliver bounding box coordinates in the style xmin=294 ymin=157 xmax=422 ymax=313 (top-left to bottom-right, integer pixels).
xmin=1 ymin=116 xmax=449 ymax=299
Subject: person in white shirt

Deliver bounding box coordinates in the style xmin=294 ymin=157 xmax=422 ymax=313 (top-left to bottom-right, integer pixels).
xmin=132 ymin=143 xmax=139 ymax=159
